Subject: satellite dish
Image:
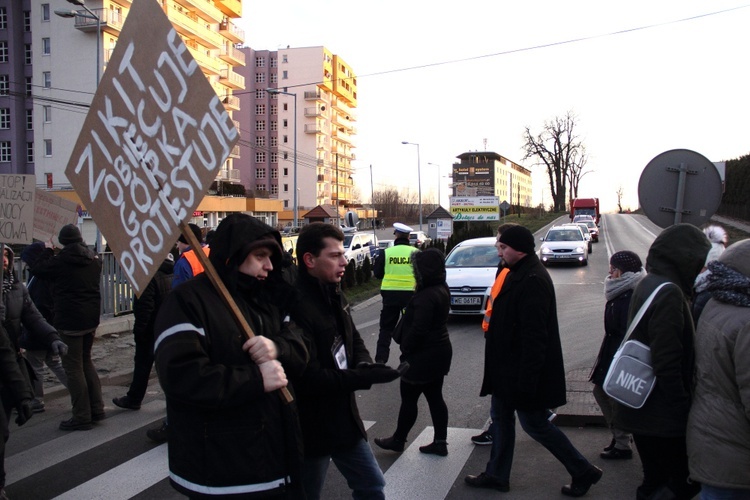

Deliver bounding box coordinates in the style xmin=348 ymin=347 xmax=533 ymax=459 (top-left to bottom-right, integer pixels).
xmin=638 ymin=149 xmax=722 ymax=228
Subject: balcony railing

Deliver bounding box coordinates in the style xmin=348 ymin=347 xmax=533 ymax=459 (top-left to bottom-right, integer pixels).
xmin=215 ymin=168 xmax=241 ymax=181
xmin=219 ymin=19 xmax=245 ymax=43
xmin=222 ymin=94 xmax=240 ymax=111
xmin=73 ymin=8 xmax=123 ymax=35
xmin=228 ymin=144 xmax=240 ymax=158
xmin=304 ymin=91 xmax=322 ymax=100
xmin=186 ymin=44 xmax=221 ymax=75
xmin=168 ymin=6 xmax=223 ymax=49
xmin=219 ymin=43 xmax=246 ymax=66
xmin=173 ymin=0 xmax=224 ymax=23
xmin=304 ymin=124 xmax=322 ymax=134
xmin=304 ymin=107 xmax=324 ymax=117
xmin=215 ymin=0 xmax=241 ymax=18
xmin=219 ymin=68 xmax=245 ymax=90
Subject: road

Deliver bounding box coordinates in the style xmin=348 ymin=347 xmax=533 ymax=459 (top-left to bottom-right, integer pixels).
xmin=6 ymin=214 xmax=665 ymax=499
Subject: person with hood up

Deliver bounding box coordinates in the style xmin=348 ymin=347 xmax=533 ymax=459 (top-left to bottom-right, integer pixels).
xmin=32 ymin=224 xmax=103 ymax=431
xmin=154 ymin=214 xmax=307 ymax=499
xmin=687 ymin=239 xmax=750 ymax=500
xmin=691 ymin=224 xmax=728 ymax=322
xmin=374 ymin=247 xmax=452 ymax=456
xmin=613 ymin=223 xmax=711 ymax=500
xmin=589 ymin=250 xmax=646 ymax=460
xmin=172 ymin=223 xmax=209 ymax=288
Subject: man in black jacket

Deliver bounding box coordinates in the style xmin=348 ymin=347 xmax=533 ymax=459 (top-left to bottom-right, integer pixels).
xmin=292 ymin=222 xmax=399 ymax=500
xmin=465 ymin=225 xmax=602 ymax=497
xmin=33 ymin=224 xmax=103 ymax=431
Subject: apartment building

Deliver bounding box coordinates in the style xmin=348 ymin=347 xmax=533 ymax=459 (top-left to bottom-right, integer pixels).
xmin=452 ymin=151 xmax=533 ymax=207
xmin=235 ymin=46 xmax=358 ymax=225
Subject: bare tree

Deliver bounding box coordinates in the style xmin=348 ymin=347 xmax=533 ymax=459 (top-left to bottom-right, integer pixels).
xmin=616 ymin=185 xmax=624 ymax=213
xmin=522 ymin=111 xmax=584 ymax=213
xmin=567 ymin=145 xmax=592 ymax=202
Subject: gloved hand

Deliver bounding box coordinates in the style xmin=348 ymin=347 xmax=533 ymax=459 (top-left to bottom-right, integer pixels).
xmin=15 ymin=399 xmax=33 ymax=426
xmin=51 ymin=339 xmax=68 ymax=357
xmin=354 ymin=362 xmax=400 ymax=384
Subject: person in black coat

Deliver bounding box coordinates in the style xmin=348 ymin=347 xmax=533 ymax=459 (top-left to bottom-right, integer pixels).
xmin=374 ymin=248 xmax=452 ymax=456
xmin=465 ymin=226 xmax=602 ymax=497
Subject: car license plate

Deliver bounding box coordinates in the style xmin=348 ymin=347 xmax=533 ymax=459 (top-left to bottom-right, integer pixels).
xmin=451 ymin=296 xmax=481 ymax=305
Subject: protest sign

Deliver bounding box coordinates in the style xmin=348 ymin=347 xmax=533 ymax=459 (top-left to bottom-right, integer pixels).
xmin=64 ymin=0 xmax=238 ymax=295
xmin=0 ymin=174 xmax=35 ymax=245
xmin=33 ymin=189 xmax=78 ymax=245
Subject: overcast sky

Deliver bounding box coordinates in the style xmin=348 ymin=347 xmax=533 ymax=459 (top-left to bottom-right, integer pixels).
xmin=237 ymin=1 xmax=750 ymax=213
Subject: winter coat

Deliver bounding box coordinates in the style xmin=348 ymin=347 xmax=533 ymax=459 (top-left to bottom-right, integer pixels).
xmin=480 ymin=252 xmax=567 ymax=410
xmin=687 ymin=240 xmax=750 ymax=490
xmin=20 ymin=242 xmax=55 ymax=324
xmin=398 ymin=248 xmax=452 ymax=384
xmin=132 ymin=259 xmax=173 ymax=342
xmin=0 ymin=324 xmax=34 ymax=410
xmin=31 ymin=243 xmax=101 ymax=332
xmin=613 ymin=224 xmax=711 ymax=437
xmin=154 ymin=215 xmax=306 ymax=498
xmin=290 ymin=270 xmax=375 ymax=457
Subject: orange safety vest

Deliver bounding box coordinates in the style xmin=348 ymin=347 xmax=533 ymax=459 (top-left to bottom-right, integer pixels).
xmin=482 ymin=267 xmax=510 ymax=332
xmin=183 ymin=247 xmax=210 ymax=277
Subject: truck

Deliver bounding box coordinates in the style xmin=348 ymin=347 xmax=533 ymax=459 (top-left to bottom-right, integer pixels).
xmin=570 ymin=198 xmax=600 ymax=225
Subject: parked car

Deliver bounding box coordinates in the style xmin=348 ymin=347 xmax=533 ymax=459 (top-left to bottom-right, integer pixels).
xmin=444 ymin=237 xmax=500 ymax=315
xmin=539 ymin=225 xmax=589 ymax=266
xmin=378 ymin=239 xmax=394 ymax=250
xmin=343 ymin=231 xmax=378 ymax=268
xmin=563 ymin=223 xmax=593 ymax=253
xmin=409 ymin=231 xmax=432 ymax=246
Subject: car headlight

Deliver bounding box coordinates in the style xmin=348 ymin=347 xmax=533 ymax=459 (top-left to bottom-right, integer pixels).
xmin=541 ymin=247 xmax=553 ymax=254
xmin=575 ymin=246 xmax=585 ymax=253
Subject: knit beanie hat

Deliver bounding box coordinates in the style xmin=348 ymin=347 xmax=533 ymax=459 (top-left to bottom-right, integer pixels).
xmin=178 ymin=223 xmax=203 ymax=245
xmin=58 ymin=224 xmax=83 ymax=245
xmin=498 ymin=225 xmax=535 ymax=254
xmin=610 ymin=250 xmax=642 ymax=273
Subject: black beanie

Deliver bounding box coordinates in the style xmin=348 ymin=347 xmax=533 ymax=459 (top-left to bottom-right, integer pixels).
xmin=610 ymin=250 xmax=642 ymax=274
xmin=178 ymin=223 xmax=203 ymax=245
xmin=58 ymin=224 xmax=83 ymax=245
xmin=498 ymin=225 xmax=535 ymax=254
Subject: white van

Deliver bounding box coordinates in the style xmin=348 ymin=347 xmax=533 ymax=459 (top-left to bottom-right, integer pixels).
xmin=343 ymin=231 xmax=379 ymax=268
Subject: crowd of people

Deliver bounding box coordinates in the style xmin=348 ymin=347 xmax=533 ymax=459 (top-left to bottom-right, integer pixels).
xmin=0 ymin=216 xmax=748 ymax=500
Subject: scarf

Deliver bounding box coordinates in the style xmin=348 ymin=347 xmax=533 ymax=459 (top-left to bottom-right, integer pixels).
xmin=604 ymin=269 xmax=645 ymax=302
xmin=705 ymin=261 xmax=750 ymax=307
xmin=2 ymin=269 xmax=13 ymax=293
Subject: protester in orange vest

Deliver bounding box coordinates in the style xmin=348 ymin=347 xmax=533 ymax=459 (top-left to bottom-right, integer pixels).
xmin=172 ymin=223 xmax=209 ymax=287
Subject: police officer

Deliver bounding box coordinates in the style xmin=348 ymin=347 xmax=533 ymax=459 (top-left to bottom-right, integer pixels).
xmin=373 ymin=223 xmax=419 ymax=363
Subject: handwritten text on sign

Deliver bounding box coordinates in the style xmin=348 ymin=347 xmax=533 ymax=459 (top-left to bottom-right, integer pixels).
xmin=0 ymin=175 xmax=34 ymax=245
xmin=65 ymin=0 xmax=238 ymax=295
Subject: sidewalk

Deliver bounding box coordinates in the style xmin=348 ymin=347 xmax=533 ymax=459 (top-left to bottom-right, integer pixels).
xmin=711 ymin=214 xmax=750 ymax=234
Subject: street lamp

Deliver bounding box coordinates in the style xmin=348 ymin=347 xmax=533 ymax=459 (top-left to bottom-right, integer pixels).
xmin=266 ymin=88 xmax=298 ymax=227
xmin=401 ymin=141 xmax=422 ymax=231
xmin=427 ymin=162 xmax=441 ymax=207
xmin=56 ymin=0 xmax=103 ymax=253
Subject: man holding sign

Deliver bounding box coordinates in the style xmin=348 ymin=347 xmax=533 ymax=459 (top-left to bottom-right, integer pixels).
xmin=154 ymin=214 xmax=307 ymax=498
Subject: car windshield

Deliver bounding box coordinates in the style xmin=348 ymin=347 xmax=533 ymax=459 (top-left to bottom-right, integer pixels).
xmin=546 ymin=229 xmax=583 ymax=241
xmin=445 ymin=245 xmax=500 ymax=268
xmin=585 ymin=221 xmax=597 ymax=230
xmin=343 ymin=235 xmax=354 ymax=247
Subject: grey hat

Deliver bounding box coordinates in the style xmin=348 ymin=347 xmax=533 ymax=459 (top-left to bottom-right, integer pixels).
xmin=58 ymin=224 xmax=83 ymax=245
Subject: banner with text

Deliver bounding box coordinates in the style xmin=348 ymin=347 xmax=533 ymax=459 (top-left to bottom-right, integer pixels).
xmin=0 ymin=174 xmax=35 ymax=245
xmin=33 ymin=189 xmax=78 ymax=245
xmin=450 ymin=196 xmax=500 ymax=221
xmin=65 ymin=0 xmax=238 ymax=295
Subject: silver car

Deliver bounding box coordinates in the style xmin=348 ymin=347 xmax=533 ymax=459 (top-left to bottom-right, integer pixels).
xmin=539 ymin=226 xmax=589 ymax=266
xmin=445 ymin=237 xmax=500 ymax=315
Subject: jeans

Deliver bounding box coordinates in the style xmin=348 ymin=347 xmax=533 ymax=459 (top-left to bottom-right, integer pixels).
xmin=302 ymin=438 xmax=385 ymax=500
xmin=60 ymin=332 xmax=104 ymax=422
xmin=485 ymin=395 xmax=591 ymax=483
xmin=700 ymin=484 xmax=750 ymax=500
xmin=375 ymin=291 xmax=412 ymax=363
xmin=593 ymin=384 xmax=631 ymax=450
xmin=24 ymin=349 xmax=68 ymax=401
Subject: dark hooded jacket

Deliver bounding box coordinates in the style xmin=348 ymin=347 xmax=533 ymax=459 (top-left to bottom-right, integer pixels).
xmin=397 ymin=248 xmax=452 ymax=383
xmin=31 ymin=242 xmax=101 ymax=332
xmin=154 ymin=214 xmax=306 ymax=498
xmin=613 ymin=223 xmax=711 ymax=437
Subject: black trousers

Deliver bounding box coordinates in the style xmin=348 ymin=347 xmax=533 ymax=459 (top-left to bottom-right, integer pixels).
xmin=394 ymin=377 xmax=448 ymax=443
xmin=127 ymin=328 xmax=155 ymax=403
xmin=375 ymin=290 xmax=412 ymax=363
xmin=632 ymin=434 xmax=700 ymax=499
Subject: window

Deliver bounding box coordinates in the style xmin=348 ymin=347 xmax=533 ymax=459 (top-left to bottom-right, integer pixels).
xmin=270 ymin=121 xmax=277 ymax=131
xmin=270 ymin=105 xmax=277 ymax=115
xmin=25 ymin=77 xmax=31 ymax=96
xmin=270 ymin=184 xmax=278 ymax=195
xmin=24 ymin=44 xmax=31 ymax=64
xmin=43 ymin=105 xmax=51 ymax=122
xmin=0 ymin=141 xmax=10 ymax=162
xmin=282 ymin=55 xmax=288 ymax=63
xmin=24 ymin=10 xmax=31 ymax=31
xmin=255 ymin=136 xmax=265 ymax=147
xmin=283 ymin=152 xmax=288 ymax=161
xmin=282 ymin=119 xmax=288 ymax=128
xmin=44 ymin=139 xmax=52 ymax=156
xmin=255 ymin=120 xmax=265 ymax=132
xmin=26 ymin=142 xmax=33 ymax=163
xmin=269 ymin=92 xmax=277 ymax=100
xmin=270 ymin=137 xmax=278 ymax=147
xmin=42 ymin=38 xmax=51 ymax=55
xmin=0 ymin=75 xmax=8 ymax=95
xmin=41 ymin=4 xmax=50 ymax=22
xmin=270 ymin=74 xmax=277 ymax=84
xmin=283 ymin=135 xmax=288 ymax=144
xmin=255 ymin=73 xmax=265 ymax=84
xmin=255 ymin=57 xmax=265 ymax=68
xmin=255 ymin=104 xmax=265 ymax=115
xmin=283 ymin=168 xmax=288 ymax=176
xmin=26 ymin=109 xmax=32 ymax=130
xmin=255 ymin=166 xmax=266 ymax=177
xmin=284 ymin=200 xmax=288 ymax=208
xmin=270 ymin=58 xmax=277 ymax=68
xmin=0 ymin=108 xmax=8 ymax=129
xmin=283 ymin=103 xmax=288 ymax=111
xmin=0 ymin=8 xmax=7 ymax=30
xmin=43 ymin=72 xmax=51 ymax=88
xmin=282 ymin=70 xmax=288 ymax=80
xmin=0 ymin=41 xmax=8 ymax=63
xmin=270 ymin=166 xmax=278 ymax=177
xmin=255 ymin=90 xmax=264 ymax=99
xmin=283 ymin=184 xmax=289 ymax=192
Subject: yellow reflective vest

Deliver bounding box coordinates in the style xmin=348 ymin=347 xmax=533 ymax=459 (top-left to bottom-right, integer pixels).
xmin=381 ymin=244 xmax=419 ymax=291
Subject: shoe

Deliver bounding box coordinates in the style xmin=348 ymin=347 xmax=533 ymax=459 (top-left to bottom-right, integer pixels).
xmin=600 ymin=447 xmax=633 ymax=460
xmin=30 ymin=399 xmax=45 ymax=413
xmin=373 ymin=436 xmax=405 ymax=452
xmin=113 ymin=396 xmax=141 ymax=410
xmin=147 ymin=421 xmax=169 ymax=443
xmin=59 ymin=418 xmax=93 ymax=431
xmin=419 ymin=441 xmax=448 ymax=456
xmin=561 ymin=465 xmax=603 ymax=497
xmin=471 ymin=430 xmax=492 ymax=446
xmin=465 ymin=472 xmax=510 ymax=492
xmin=603 ymin=438 xmax=616 ymax=452
xmin=0 ymin=487 xmax=8 ymax=499
xmin=92 ymin=412 xmax=106 ymax=422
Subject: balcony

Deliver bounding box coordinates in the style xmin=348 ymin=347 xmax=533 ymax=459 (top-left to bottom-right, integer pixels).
xmin=219 ymin=68 xmax=245 ymax=90
xmin=228 ymin=144 xmax=240 ymax=158
xmin=215 ymin=168 xmax=241 ymax=181
xmin=304 ymin=91 xmax=323 ymax=101
xmin=186 ymin=44 xmax=221 ymax=75
xmin=222 ymin=94 xmax=240 ymax=111
xmin=168 ymin=6 xmax=223 ymax=49
xmin=304 ymin=124 xmax=322 ymax=134
xmin=333 ymin=128 xmax=353 ymax=145
xmin=215 ymin=0 xmax=241 ymax=18
xmin=304 ymin=107 xmax=324 ymax=117
xmin=219 ymin=19 xmax=244 ymax=43
xmin=219 ymin=42 xmax=245 ymax=66
xmin=73 ymin=8 xmax=123 ymax=35
xmin=173 ymin=0 xmax=224 ymax=23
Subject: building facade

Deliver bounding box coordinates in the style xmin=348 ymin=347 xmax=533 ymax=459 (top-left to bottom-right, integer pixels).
xmin=451 ymin=151 xmax=532 ymax=207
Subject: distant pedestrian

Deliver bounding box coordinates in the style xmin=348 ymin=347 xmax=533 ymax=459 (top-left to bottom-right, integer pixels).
xmin=172 ymin=223 xmax=208 ymax=288
xmin=373 ymin=222 xmax=419 ymax=363
xmin=32 ymin=224 xmax=104 ymax=431
xmin=589 ymin=250 xmax=645 ymax=459
xmin=375 ymin=247 xmax=452 ymax=456
xmin=613 ymin=223 xmax=710 ymax=500
xmin=112 ymin=254 xmax=173 ymax=411
xmin=465 ymin=225 xmax=602 ymax=497
xmin=687 ymin=239 xmax=750 ymax=500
